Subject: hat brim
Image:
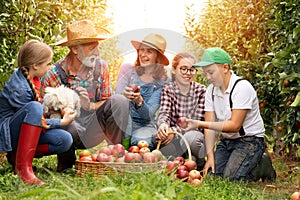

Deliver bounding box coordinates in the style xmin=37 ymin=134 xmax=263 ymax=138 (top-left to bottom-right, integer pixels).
xmin=131 ymin=40 xmax=169 ymax=66
xmin=193 ymin=61 xmax=215 ymax=67
xmin=56 ymin=35 xmax=107 ymax=46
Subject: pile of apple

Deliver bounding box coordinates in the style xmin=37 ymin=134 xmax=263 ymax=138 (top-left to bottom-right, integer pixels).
xmin=78 ymin=140 xmax=164 ymax=164
xmin=164 ymin=156 xmax=204 ymax=187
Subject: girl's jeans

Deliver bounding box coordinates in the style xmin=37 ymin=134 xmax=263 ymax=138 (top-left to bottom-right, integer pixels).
xmin=214 ymin=136 xmax=264 ymax=181
xmin=9 ymin=101 xmax=72 ymax=153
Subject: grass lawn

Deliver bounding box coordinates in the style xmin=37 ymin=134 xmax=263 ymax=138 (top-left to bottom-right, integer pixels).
xmin=0 ymin=149 xmax=299 ymax=200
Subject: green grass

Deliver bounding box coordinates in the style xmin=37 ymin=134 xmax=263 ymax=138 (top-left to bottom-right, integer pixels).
xmin=0 ymin=153 xmax=298 ymax=200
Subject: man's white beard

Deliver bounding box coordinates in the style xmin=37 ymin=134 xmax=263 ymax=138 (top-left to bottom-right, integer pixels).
xmin=81 ymin=55 xmax=97 ymax=68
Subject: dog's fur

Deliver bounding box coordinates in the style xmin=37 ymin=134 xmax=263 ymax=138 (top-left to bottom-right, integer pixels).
xmin=43 ymin=85 xmax=81 ymax=119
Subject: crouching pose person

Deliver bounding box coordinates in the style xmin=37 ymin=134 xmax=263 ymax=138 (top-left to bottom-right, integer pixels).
xmin=155 ymin=52 xmax=207 ymax=170
xmin=0 ymin=40 xmax=74 ymax=185
xmin=184 ymin=47 xmax=276 ymax=182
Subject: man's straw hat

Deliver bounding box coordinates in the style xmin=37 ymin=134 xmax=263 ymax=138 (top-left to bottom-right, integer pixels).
xmin=131 ymin=33 xmax=169 ymax=65
xmin=56 ymin=20 xmax=109 ymax=46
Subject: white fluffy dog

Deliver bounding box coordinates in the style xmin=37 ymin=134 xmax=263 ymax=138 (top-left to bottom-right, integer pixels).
xmin=43 ymin=85 xmax=81 ymax=119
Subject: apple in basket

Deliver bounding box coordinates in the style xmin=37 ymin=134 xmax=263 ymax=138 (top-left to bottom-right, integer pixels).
xmin=99 ymin=146 xmax=112 ymax=156
xmin=151 ymin=149 xmax=163 ymax=161
xmin=111 ymin=144 xmax=125 ymax=158
xmin=143 ymin=152 xmax=156 ymax=163
xmin=96 ymin=153 xmax=110 ymax=162
xmin=124 ymin=152 xmax=140 ymax=163
xmin=139 ymin=147 xmax=151 ymax=155
xmin=137 ymin=140 xmax=149 ymax=148
xmin=128 ymin=145 xmax=140 ymax=153
xmin=79 ymin=149 xmax=91 ymax=158
xmin=79 ymin=156 xmax=93 ymax=162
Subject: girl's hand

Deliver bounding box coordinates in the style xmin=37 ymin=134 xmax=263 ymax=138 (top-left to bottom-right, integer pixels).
xmin=157 ymin=123 xmax=170 ymax=141
xmin=61 ymin=108 xmax=75 ymax=126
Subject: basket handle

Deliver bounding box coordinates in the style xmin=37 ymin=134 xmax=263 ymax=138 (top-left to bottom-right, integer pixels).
xmin=156 ymin=131 xmax=192 ymax=161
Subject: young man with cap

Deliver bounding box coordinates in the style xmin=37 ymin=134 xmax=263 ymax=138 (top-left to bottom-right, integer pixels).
xmin=40 ymin=20 xmax=129 ymax=172
xmin=182 ymin=47 xmax=276 ymax=182
xmin=115 ymin=33 xmax=170 ymax=150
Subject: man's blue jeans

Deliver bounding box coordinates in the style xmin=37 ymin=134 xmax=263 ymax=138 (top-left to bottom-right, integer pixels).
xmin=214 ymin=136 xmax=264 ymax=181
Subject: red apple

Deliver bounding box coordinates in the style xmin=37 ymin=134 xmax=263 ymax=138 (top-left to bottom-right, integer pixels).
xmin=79 ymin=155 xmax=93 ymax=162
xmin=166 ymin=161 xmax=178 ymax=175
xmin=184 ymin=160 xmax=197 ymax=171
xmin=174 ymin=156 xmax=185 ymax=165
xmin=143 ymin=152 xmax=156 ymax=163
xmin=137 ymin=140 xmax=149 ymax=148
xmin=79 ymin=149 xmax=91 ymax=158
xmin=128 ymin=145 xmax=140 ymax=153
xmin=151 ymin=149 xmax=163 ymax=161
xmin=128 ymin=84 xmax=140 ymax=93
xmin=91 ymin=154 xmax=98 ymax=162
xmin=189 ymin=169 xmax=201 ymax=180
xmin=124 ymin=152 xmax=138 ymax=163
xmin=134 ymin=153 xmax=143 ymax=163
xmin=96 ymin=153 xmax=110 ymax=162
xmin=111 ymin=144 xmax=125 ymax=158
xmin=177 ymin=117 xmax=188 ymax=128
xmin=139 ymin=147 xmax=151 ymax=155
xmin=177 ymin=165 xmax=188 ymax=173
xmin=99 ymin=146 xmax=112 ymax=156
xmin=176 ymin=169 xmax=189 ymax=179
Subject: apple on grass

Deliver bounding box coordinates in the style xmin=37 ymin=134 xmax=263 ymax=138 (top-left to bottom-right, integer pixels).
xmin=188 ymin=169 xmax=201 ymax=180
xmin=137 ymin=140 xmax=149 ymax=148
xmin=190 ymin=178 xmax=202 ymax=187
xmin=184 ymin=160 xmax=197 ymax=171
xmin=166 ymin=161 xmax=178 ymax=175
xmin=176 ymin=169 xmax=189 ymax=180
xmin=174 ymin=156 xmax=185 ymax=166
xmin=128 ymin=145 xmax=140 ymax=153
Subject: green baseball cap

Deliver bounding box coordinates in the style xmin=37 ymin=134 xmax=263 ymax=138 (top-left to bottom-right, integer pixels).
xmin=193 ymin=47 xmax=231 ymax=67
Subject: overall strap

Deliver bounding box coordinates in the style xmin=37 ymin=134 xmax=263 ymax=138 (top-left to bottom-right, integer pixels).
xmin=212 ymin=78 xmax=245 ymax=136
xmin=55 ymin=62 xmax=71 ymax=88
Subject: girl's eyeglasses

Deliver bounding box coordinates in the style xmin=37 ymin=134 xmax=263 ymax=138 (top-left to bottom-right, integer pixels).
xmin=179 ymin=66 xmax=198 ymax=75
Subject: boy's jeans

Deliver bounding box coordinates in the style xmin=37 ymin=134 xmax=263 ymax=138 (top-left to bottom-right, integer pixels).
xmin=214 ymin=136 xmax=264 ymax=181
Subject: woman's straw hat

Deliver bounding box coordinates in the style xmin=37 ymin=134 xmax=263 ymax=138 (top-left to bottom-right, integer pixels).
xmin=56 ymin=20 xmax=109 ymax=46
xmin=131 ymin=33 xmax=169 ymax=65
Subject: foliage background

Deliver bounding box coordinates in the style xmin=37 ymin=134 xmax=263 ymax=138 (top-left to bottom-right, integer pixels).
xmin=185 ymin=0 xmax=300 ymax=158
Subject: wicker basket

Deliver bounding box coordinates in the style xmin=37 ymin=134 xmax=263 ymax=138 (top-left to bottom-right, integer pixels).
xmin=75 ymin=161 xmax=165 ymax=177
xmin=75 ymin=131 xmax=194 ymax=178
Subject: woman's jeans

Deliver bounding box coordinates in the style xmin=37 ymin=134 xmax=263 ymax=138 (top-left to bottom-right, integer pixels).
xmin=214 ymin=136 xmax=264 ymax=181
xmin=9 ymin=102 xmax=72 ymax=153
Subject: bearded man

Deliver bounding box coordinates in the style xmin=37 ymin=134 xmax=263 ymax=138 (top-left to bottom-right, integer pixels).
xmin=40 ymin=20 xmax=129 ymax=172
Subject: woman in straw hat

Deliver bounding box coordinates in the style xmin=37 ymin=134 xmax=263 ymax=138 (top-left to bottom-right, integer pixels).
xmin=40 ymin=20 xmax=129 ymax=172
xmin=115 ymin=33 xmax=170 ymax=150
xmin=0 ymin=40 xmax=74 ymax=185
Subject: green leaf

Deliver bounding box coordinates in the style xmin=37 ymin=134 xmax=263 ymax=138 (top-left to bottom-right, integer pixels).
xmin=291 ymin=91 xmax=300 ymax=107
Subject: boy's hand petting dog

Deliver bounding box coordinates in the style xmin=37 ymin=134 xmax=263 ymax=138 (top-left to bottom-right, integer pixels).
xmin=76 ymin=87 xmax=92 ymax=111
xmin=60 ymin=108 xmax=75 ymax=126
